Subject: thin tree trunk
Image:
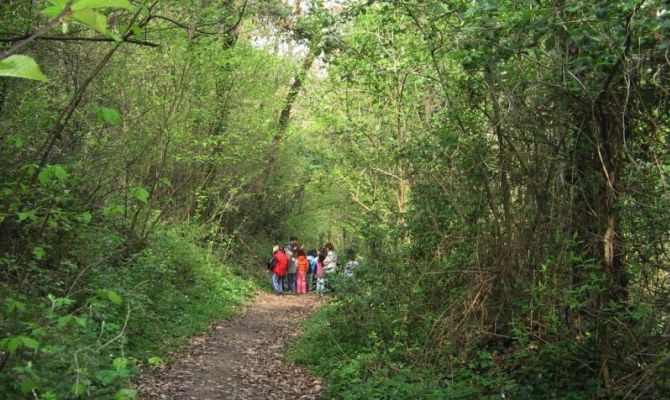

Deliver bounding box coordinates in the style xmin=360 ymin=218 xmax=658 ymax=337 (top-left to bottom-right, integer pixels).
xmin=253 ymin=50 xmax=316 ymax=198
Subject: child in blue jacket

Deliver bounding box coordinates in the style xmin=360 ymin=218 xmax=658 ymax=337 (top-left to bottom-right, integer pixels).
xmin=306 ymin=249 xmax=318 ymax=292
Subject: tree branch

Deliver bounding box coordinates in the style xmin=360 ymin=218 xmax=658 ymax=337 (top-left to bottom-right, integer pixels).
xmin=0 ymin=1 xmax=73 ymax=60
xmin=0 ymin=34 xmax=159 ymax=47
xmin=148 ymin=1 xmax=248 ymax=37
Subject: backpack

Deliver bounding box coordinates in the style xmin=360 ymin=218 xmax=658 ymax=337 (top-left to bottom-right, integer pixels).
xmin=267 ymin=255 xmax=277 ymax=271
xmin=308 ymin=255 xmax=317 ymax=274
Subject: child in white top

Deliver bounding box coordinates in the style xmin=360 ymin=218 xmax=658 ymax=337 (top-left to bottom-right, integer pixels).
xmin=344 ymin=254 xmax=359 ymax=278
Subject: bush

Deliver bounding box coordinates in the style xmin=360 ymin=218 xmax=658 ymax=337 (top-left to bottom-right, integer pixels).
xmin=0 ymin=223 xmax=255 ymax=399
xmin=291 ymin=257 xmax=606 ymax=400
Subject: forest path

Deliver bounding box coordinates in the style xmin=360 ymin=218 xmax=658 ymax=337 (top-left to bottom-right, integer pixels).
xmin=136 ymin=292 xmax=323 ymax=400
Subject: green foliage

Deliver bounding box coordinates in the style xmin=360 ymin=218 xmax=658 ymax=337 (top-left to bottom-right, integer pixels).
xmin=44 ymin=0 xmax=134 ymax=37
xmin=1 ymin=0 xmax=136 ymax=87
xmin=292 ymin=301 xmax=521 ymax=400
xmin=129 ymin=187 xmax=149 ymax=204
xmin=108 ymin=225 xmax=256 ymax=355
xmin=294 ymin=262 xmax=608 ymax=399
xmin=0 ymin=1 xmax=301 ymax=398
xmin=0 ymin=223 xmax=254 ymax=399
xmin=2 ymin=0 xmax=670 ymax=398
xmin=72 ymin=0 xmax=133 ymax=10
xmin=0 ymin=55 xmax=48 ymax=81
xmin=290 ymin=1 xmax=670 ymax=399
xmin=95 ymin=106 xmax=121 ymax=125
xmin=38 ymin=164 xmax=68 ymax=185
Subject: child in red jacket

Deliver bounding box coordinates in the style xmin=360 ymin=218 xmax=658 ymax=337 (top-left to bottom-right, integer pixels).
xmin=271 ymin=246 xmax=289 ymax=294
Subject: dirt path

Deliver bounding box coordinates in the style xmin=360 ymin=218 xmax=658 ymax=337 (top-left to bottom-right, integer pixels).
xmin=136 ymin=292 xmax=323 ymax=400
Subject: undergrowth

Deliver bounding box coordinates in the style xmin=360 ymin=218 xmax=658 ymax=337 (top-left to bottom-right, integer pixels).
xmin=291 ymin=301 xmax=604 ymax=400
xmin=291 ymin=300 xmax=456 ymax=400
xmin=0 ymin=223 xmax=256 ymax=399
xmin=289 ymin=263 xmax=609 ymax=400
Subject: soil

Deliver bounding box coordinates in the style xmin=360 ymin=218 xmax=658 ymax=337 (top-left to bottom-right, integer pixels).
xmin=136 ymin=292 xmax=323 ymax=400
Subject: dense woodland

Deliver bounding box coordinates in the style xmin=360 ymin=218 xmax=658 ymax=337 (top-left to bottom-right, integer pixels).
xmin=1 ymin=0 xmax=669 ymax=399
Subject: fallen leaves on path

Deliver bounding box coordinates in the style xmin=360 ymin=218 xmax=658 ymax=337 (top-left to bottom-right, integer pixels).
xmin=136 ymin=292 xmax=323 ymax=400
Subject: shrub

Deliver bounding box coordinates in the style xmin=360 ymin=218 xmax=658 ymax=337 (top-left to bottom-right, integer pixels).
xmin=0 ymin=223 xmax=255 ymax=399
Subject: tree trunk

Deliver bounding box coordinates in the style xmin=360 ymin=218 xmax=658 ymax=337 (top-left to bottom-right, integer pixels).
xmin=250 ymin=49 xmax=316 ymax=222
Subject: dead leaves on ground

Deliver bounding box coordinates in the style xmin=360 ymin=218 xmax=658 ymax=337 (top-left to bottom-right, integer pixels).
xmin=136 ymin=293 xmax=323 ymax=399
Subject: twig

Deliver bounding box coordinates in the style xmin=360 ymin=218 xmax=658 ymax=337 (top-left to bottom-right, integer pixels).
xmin=0 ymin=1 xmax=73 ymax=60
xmin=97 ymin=302 xmax=132 ymax=352
xmin=0 ymin=35 xmax=159 ymax=47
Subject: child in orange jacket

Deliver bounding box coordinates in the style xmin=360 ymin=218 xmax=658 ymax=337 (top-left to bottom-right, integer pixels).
xmin=296 ymin=249 xmax=309 ymax=294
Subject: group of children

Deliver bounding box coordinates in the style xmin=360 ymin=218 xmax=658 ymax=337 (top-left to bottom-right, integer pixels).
xmin=267 ymin=236 xmax=358 ymax=296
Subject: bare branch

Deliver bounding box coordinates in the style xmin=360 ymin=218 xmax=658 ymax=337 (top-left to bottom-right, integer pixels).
xmin=0 ymin=34 xmax=159 ymax=47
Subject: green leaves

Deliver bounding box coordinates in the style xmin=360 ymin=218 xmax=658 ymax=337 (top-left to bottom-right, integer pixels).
xmin=72 ymin=381 xmax=87 ymax=397
xmin=45 ymin=0 xmax=134 ymax=12
xmin=73 ymin=0 xmax=133 ymax=10
xmin=0 ymin=0 xmax=133 ymax=82
xmin=57 ymin=315 xmax=87 ymax=328
xmin=38 ymin=164 xmax=68 ymax=185
xmin=107 ymin=290 xmax=123 ymax=306
xmin=98 ymin=289 xmax=123 ymax=306
xmin=96 ymin=106 xmax=121 ymax=124
xmin=0 ymin=335 xmax=40 ymax=354
xmin=130 ymin=187 xmax=149 ymax=204
xmin=18 ymin=210 xmax=38 ymax=223
xmin=21 ymin=336 xmax=39 ymax=350
xmin=430 ymin=3 xmax=450 ymax=15
xmin=47 ymin=294 xmax=75 ymax=311
xmin=115 ymin=388 xmax=138 ymax=400
xmin=33 ymin=246 xmax=46 ymax=260
xmin=0 ymin=55 xmax=48 ymax=81
xmin=147 ymin=356 xmax=164 ymax=366
xmin=44 ymin=0 xmax=134 ymax=37
xmin=72 ymin=8 xmax=110 ymax=35
xmin=5 ymin=337 xmax=22 ymax=353
xmin=45 ymin=0 xmax=68 ymax=7
xmin=102 ymin=203 xmax=125 ymax=217
xmin=112 ymin=356 xmax=128 ymax=370
xmin=5 ymin=298 xmax=27 ymax=314
xmin=77 ymin=211 xmax=93 ymax=224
